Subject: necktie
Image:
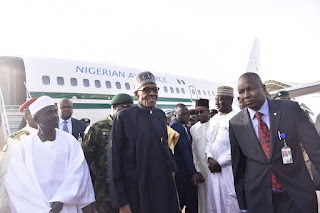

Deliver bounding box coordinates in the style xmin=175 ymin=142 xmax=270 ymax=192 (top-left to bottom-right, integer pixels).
xmin=184 ymin=125 xmax=192 ymax=144
xmin=63 ymin=120 xmax=69 ymax=133
xmin=255 ymin=112 xmax=283 ymax=192
xmin=184 ymin=125 xmax=193 ymax=158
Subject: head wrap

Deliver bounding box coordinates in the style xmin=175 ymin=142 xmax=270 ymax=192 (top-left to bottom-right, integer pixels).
xmin=216 ymin=86 xmax=234 ymax=97
xmin=19 ymin=97 xmax=39 ymax=114
xmin=272 ymin=90 xmax=289 ymax=99
xmin=134 ymin=71 xmax=156 ymax=91
xmin=110 ymin=93 xmax=134 ymax=105
xmin=196 ymin=99 xmax=209 ymax=108
xmin=29 ymin=96 xmax=55 ymax=117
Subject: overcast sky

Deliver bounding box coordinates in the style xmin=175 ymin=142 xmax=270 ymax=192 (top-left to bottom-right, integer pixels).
xmin=1 ymin=0 xmax=319 ymax=84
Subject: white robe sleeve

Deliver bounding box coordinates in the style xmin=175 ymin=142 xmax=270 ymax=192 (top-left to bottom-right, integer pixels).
xmin=206 ymin=126 xmax=213 ymax=159
xmin=216 ymin=151 xmax=232 ymax=168
xmin=50 ymin=139 xmax=95 ymax=208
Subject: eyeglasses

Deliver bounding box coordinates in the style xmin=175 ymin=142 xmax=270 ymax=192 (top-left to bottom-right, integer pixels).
xmin=196 ymin=110 xmax=207 ymax=114
xmin=137 ymin=87 xmax=160 ymax=94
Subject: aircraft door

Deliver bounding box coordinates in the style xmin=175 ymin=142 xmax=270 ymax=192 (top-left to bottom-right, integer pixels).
xmin=188 ymin=85 xmax=198 ymax=102
xmin=0 ymin=57 xmax=26 ymax=105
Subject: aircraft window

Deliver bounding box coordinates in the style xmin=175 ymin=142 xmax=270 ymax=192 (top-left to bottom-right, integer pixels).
xmin=70 ymin=78 xmax=77 ymax=86
xmin=95 ymin=80 xmax=101 ymax=88
xmin=208 ymin=91 xmax=211 ymax=96
xmin=125 ymin=82 xmax=130 ymax=90
xmin=57 ymin=77 xmax=64 ymax=86
xmin=192 ymin=89 xmax=195 ymax=95
xmin=116 ymin=82 xmax=121 ymax=89
xmin=170 ymin=87 xmax=174 ymax=93
xmin=176 ymin=88 xmax=180 ymax=94
xmin=105 ymin=81 xmax=111 ymax=88
xmin=164 ymin=86 xmax=168 ymax=93
xmin=203 ymin=90 xmax=206 ymax=95
xmin=198 ymin=90 xmax=201 ymax=95
xmin=42 ymin=76 xmax=50 ymax=85
xmin=181 ymin=88 xmax=185 ymax=94
xmin=83 ymin=79 xmax=90 ymax=87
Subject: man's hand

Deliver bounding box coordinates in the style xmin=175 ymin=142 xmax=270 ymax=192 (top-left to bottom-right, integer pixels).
xmin=208 ymin=157 xmax=221 ymax=173
xmin=191 ymin=173 xmax=201 ymax=187
xmin=50 ymin=201 xmax=63 ymax=213
xmin=82 ymin=202 xmax=97 ymax=213
xmin=120 ymin=204 xmax=132 ymax=213
xmin=198 ymin=172 xmax=205 ymax=183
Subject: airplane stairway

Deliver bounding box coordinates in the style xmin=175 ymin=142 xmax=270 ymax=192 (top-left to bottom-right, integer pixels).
xmin=5 ymin=105 xmax=23 ymax=135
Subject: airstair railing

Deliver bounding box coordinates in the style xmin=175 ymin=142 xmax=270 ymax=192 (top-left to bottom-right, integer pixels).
xmin=24 ymin=82 xmax=32 ymax=99
xmin=0 ymin=88 xmax=10 ymax=138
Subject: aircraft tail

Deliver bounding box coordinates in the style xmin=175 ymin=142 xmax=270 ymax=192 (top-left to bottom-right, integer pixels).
xmin=246 ymin=38 xmax=261 ymax=74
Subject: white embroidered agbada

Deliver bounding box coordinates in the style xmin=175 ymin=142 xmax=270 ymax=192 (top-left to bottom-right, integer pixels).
xmin=205 ymin=111 xmax=240 ymax=213
xmin=190 ymin=120 xmax=210 ymax=213
xmin=5 ymin=129 xmax=95 ymax=213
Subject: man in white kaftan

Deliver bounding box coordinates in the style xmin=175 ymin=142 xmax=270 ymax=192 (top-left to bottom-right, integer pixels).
xmin=5 ymin=96 xmax=95 ymax=213
xmin=205 ymin=86 xmax=240 ymax=213
xmin=190 ymin=99 xmax=211 ymax=213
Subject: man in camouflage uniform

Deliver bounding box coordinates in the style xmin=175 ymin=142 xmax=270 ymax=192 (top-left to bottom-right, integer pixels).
xmin=82 ymin=93 xmax=133 ymax=213
xmin=0 ymin=97 xmax=38 ymax=213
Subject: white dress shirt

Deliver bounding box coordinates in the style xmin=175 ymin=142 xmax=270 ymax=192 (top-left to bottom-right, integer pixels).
xmin=59 ymin=117 xmax=72 ymax=134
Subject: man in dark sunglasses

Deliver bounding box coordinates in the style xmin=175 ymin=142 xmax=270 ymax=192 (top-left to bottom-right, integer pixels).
xmin=190 ymin=99 xmax=211 ymax=213
xmin=108 ymin=71 xmax=179 ymax=213
xmin=82 ymin=93 xmax=133 ymax=213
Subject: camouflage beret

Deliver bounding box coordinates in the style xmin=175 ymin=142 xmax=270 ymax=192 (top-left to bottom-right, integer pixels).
xmin=110 ymin=93 xmax=134 ymax=105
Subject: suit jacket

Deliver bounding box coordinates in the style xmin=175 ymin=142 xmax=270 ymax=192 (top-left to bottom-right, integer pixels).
xmin=71 ymin=117 xmax=87 ymax=140
xmin=229 ymin=99 xmax=320 ymax=213
xmin=170 ymin=119 xmax=197 ymax=186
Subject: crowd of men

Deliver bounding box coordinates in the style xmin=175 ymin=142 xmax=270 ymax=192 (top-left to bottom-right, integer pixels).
xmin=1 ymin=71 xmax=320 ymax=213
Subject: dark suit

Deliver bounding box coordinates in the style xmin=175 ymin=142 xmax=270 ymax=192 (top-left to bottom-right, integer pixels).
xmin=71 ymin=117 xmax=87 ymax=139
xmin=229 ymin=99 xmax=320 ymax=213
xmin=170 ymin=119 xmax=198 ymax=213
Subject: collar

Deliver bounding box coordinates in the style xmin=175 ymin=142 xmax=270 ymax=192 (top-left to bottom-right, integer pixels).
xmin=59 ymin=117 xmax=72 ymax=124
xmin=106 ymin=115 xmax=113 ymax=125
xmin=24 ymin=124 xmax=38 ymax=134
xmin=137 ymin=102 xmax=154 ymax=114
xmin=247 ymin=98 xmax=269 ymax=120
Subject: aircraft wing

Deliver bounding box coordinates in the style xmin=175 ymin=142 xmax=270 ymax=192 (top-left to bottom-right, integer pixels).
xmin=269 ymin=81 xmax=320 ymax=98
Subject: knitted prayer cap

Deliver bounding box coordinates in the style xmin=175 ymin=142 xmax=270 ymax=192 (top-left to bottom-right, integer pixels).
xmin=196 ymin=99 xmax=209 ymax=108
xmin=216 ymin=86 xmax=234 ymax=97
xmin=19 ymin=97 xmax=39 ymax=113
xmin=110 ymin=93 xmax=134 ymax=105
xmin=29 ymin=96 xmax=55 ymax=117
xmin=134 ymin=71 xmax=156 ymax=91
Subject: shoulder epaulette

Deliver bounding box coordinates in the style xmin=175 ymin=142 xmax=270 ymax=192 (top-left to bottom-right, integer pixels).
xmin=4 ymin=130 xmax=29 ymax=143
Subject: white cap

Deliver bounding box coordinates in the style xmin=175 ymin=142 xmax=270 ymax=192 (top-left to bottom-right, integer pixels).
xmin=29 ymin=96 xmax=55 ymax=117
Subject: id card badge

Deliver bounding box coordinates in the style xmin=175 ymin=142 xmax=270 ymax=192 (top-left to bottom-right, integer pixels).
xmin=281 ymin=146 xmax=293 ymax=164
xmin=278 ymin=131 xmax=293 ymax=164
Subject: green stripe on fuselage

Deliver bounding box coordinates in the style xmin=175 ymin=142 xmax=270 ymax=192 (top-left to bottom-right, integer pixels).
xmin=29 ymin=92 xmax=193 ymax=103
xmin=29 ymin=92 xmax=194 ymax=109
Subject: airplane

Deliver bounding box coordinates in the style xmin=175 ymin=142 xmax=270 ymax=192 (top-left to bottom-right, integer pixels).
xmin=0 ymin=56 xmax=223 ymax=138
